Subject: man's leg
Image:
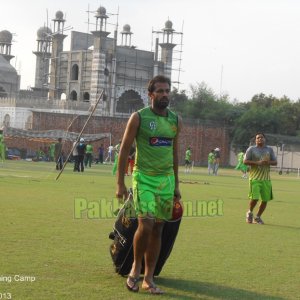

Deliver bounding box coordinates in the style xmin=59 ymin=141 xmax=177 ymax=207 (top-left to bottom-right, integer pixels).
xmin=246 ymin=199 xmax=258 ymax=223
xmin=142 ymin=221 xmax=164 ymax=289
xmin=128 ymin=218 xmax=155 ymax=279
xmin=249 ymin=199 xmax=258 ymax=211
xmin=75 ymin=156 xmax=79 ymax=171
xmin=0 ymin=144 xmax=4 ymax=162
xmin=253 ymin=201 xmax=267 ymax=224
xmin=256 ymin=181 xmax=271 ymax=219
xmin=184 ymin=164 xmax=187 ymax=173
xmin=74 ymin=156 xmax=78 ymax=171
xmin=58 ymin=156 xmax=63 ymax=170
xmin=256 ymin=201 xmax=267 ymax=217
xmin=80 ymin=157 xmax=84 ymax=172
xmin=214 ymin=163 xmax=219 ymax=175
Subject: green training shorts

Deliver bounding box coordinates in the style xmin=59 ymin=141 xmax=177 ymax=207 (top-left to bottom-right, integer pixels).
xmin=248 ymin=179 xmax=273 ymax=202
xmin=132 ymin=171 xmax=174 ymax=220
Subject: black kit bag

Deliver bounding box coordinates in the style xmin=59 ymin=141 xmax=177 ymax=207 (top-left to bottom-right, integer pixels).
xmin=109 ymin=191 xmax=182 ymax=276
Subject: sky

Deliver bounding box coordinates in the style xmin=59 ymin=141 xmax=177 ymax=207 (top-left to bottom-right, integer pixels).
xmin=2 ymin=0 xmax=300 ymax=102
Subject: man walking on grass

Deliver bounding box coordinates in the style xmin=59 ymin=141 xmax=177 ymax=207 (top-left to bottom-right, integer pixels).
xmin=244 ymin=133 xmax=277 ymax=224
xmin=116 ymin=75 xmax=181 ymax=294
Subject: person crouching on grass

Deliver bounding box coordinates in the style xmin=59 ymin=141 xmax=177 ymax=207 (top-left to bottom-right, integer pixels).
xmin=244 ymin=133 xmax=277 ymax=224
xmin=116 ymin=75 xmax=182 ymax=294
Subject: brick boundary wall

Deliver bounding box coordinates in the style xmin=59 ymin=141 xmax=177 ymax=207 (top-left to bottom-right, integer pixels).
xmin=5 ymin=112 xmax=230 ymax=166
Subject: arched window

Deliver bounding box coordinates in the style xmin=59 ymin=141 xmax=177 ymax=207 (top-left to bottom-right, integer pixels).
xmin=25 ymin=115 xmax=33 ymax=130
xmin=83 ymin=92 xmax=90 ymax=101
xmin=71 ymin=64 xmax=79 ymax=80
xmin=60 ymin=93 xmax=66 ymax=100
xmin=0 ymin=86 xmax=7 ymax=98
xmin=3 ymin=114 xmax=10 ymax=127
xmin=116 ymin=90 xmax=144 ymax=113
xmin=70 ymin=90 xmax=77 ymax=101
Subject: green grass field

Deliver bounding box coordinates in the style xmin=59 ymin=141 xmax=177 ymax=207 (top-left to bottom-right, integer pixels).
xmin=0 ymin=160 xmax=299 ymax=300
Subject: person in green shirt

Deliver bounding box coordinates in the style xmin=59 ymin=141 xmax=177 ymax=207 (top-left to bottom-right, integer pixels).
xmin=112 ymin=140 xmax=122 ymax=175
xmin=84 ymin=142 xmax=93 ymax=168
xmin=207 ymin=149 xmax=215 ymax=175
xmin=244 ymin=133 xmax=277 ymax=225
xmin=0 ymin=129 xmax=5 ymax=162
xmin=54 ymin=138 xmax=63 ymax=170
xmin=235 ymin=150 xmax=248 ymax=178
xmin=184 ymin=146 xmax=192 ymax=173
xmin=213 ymin=147 xmax=221 ymax=175
xmin=49 ymin=143 xmax=55 ymax=162
xmin=116 ymin=75 xmax=182 ymax=295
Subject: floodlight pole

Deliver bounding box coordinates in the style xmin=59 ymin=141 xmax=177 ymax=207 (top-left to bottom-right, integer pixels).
xmin=55 ymin=90 xmax=104 ymax=180
xmin=280 ymin=144 xmax=285 ymax=174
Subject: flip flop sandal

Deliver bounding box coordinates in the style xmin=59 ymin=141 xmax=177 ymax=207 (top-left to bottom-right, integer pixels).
xmin=142 ymin=284 xmax=164 ymax=294
xmin=126 ymin=276 xmax=139 ymax=292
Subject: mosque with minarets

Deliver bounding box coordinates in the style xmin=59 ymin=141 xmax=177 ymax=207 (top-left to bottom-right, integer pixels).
xmin=0 ymin=6 xmax=232 ymax=167
xmin=0 ymin=5 xmax=181 ymax=129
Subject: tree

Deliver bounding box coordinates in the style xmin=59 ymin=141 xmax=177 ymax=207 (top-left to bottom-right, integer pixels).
xmin=187 ymin=82 xmax=235 ymax=123
xmin=232 ymin=107 xmax=280 ymax=148
xmin=169 ymin=88 xmax=188 ymax=113
xmin=167 ymin=84 xmax=300 ymax=147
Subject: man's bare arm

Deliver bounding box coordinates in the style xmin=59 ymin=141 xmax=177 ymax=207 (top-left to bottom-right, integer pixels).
xmin=116 ymin=112 xmax=139 ymax=201
xmin=173 ymin=116 xmax=182 ymax=200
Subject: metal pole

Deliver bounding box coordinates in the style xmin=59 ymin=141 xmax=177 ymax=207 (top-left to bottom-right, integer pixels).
xmin=55 ymin=90 xmax=104 ymax=180
xmin=280 ymin=144 xmax=284 ymax=174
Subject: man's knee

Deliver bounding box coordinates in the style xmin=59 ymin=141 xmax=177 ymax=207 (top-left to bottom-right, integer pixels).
xmin=152 ymin=222 xmax=164 ymax=235
xmin=138 ymin=218 xmax=159 ymax=235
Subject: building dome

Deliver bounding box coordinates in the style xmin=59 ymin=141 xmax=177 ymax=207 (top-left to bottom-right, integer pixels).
xmin=0 ymin=30 xmax=13 ymax=44
xmin=37 ymin=26 xmax=52 ymax=40
xmin=122 ymin=24 xmax=131 ymax=33
xmin=164 ymin=20 xmax=173 ymax=30
xmin=96 ymin=6 xmax=107 ymax=18
xmin=55 ymin=10 xmax=64 ymax=20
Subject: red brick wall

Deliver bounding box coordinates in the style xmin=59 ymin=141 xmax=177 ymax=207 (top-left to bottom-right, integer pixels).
xmin=6 ymin=112 xmax=230 ymax=166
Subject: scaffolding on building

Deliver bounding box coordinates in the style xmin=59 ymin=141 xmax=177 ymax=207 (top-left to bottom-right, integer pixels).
xmin=152 ymin=20 xmax=184 ymax=91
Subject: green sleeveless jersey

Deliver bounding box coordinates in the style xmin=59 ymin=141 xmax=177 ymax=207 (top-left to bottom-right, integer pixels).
xmin=134 ymin=107 xmax=178 ymax=176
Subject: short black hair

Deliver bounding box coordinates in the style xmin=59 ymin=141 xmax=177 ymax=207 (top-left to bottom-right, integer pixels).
xmin=148 ymin=75 xmax=171 ymax=93
xmin=255 ymin=132 xmax=266 ymax=138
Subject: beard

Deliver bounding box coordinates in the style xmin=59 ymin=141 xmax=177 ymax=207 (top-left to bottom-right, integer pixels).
xmin=154 ymin=97 xmax=169 ymax=109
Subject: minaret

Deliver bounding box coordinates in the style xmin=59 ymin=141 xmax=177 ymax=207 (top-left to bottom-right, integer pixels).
xmin=121 ymin=24 xmax=133 ymax=47
xmin=109 ymin=26 xmax=118 ymax=116
xmin=90 ymin=6 xmax=110 ymax=107
xmin=32 ymin=26 xmax=52 ymax=98
xmin=159 ymin=20 xmax=176 ymax=79
xmin=49 ymin=11 xmax=67 ymax=100
xmin=0 ymin=30 xmax=14 ymax=62
xmin=0 ymin=30 xmax=20 ymax=98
